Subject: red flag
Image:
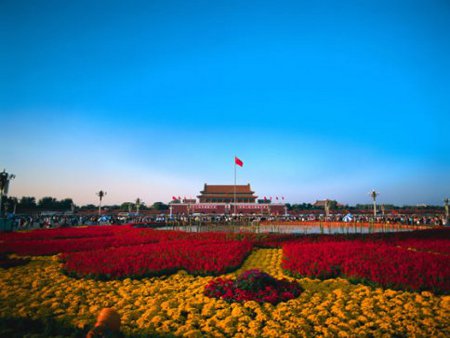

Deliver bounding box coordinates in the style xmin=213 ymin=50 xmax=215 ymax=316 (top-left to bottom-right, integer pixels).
xmin=264 ymin=196 xmax=267 ymax=201
xmin=235 ymin=156 xmax=243 ymax=167
xmin=172 ymin=196 xmax=177 ymax=200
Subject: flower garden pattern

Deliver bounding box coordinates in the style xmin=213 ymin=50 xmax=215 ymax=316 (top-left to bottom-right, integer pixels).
xmin=0 ymin=226 xmax=449 ymax=337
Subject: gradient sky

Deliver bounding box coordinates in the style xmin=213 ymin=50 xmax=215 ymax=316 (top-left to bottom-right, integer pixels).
xmin=1 ymin=0 xmax=449 ymax=206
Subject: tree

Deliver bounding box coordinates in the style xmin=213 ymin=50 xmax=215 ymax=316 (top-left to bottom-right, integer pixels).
xmin=59 ymin=198 xmax=74 ymax=211
xmin=328 ymin=200 xmax=338 ymax=209
xmin=80 ymin=204 xmax=97 ymax=210
xmin=19 ymin=196 xmax=37 ymax=209
xmin=38 ymin=197 xmax=58 ymax=210
xmin=152 ymin=202 xmax=169 ymax=211
xmin=257 ymin=199 xmax=271 ymax=204
xmin=3 ymin=196 xmax=18 ymax=213
xmin=120 ymin=202 xmax=134 ymax=211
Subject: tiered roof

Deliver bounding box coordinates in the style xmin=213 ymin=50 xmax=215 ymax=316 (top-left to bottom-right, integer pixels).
xmin=198 ymin=184 xmax=257 ymax=202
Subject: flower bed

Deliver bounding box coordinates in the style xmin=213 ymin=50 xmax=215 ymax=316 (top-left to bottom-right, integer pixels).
xmin=0 ymin=227 xmax=247 ymax=256
xmin=393 ymin=239 xmax=450 ymax=255
xmin=1 ymin=248 xmax=449 ymax=337
xmin=0 ymin=225 xmax=127 ymax=242
xmin=204 ymin=269 xmax=303 ymax=304
xmin=62 ymin=240 xmax=253 ymax=279
xmin=0 ymin=253 xmax=29 ymax=269
xmin=282 ymin=241 xmax=450 ymax=293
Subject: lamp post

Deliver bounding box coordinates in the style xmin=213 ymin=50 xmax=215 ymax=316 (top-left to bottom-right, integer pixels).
xmin=324 ymin=199 xmax=330 ymax=219
xmin=96 ymin=190 xmax=107 ymax=216
xmin=370 ymin=190 xmax=379 ymax=218
xmin=135 ymin=198 xmax=141 ymax=215
xmin=0 ymin=169 xmax=15 ymax=218
xmin=444 ymin=198 xmax=449 ymax=226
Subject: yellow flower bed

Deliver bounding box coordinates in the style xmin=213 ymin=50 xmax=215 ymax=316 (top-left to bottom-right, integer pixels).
xmin=0 ymin=249 xmax=449 ymax=337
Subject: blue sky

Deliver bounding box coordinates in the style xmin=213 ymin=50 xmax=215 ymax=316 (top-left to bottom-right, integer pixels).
xmin=1 ymin=0 xmax=449 ymax=206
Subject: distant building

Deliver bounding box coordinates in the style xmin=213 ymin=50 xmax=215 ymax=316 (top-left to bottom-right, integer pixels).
xmin=313 ymin=200 xmax=343 ymax=208
xmin=197 ymin=184 xmax=257 ymax=203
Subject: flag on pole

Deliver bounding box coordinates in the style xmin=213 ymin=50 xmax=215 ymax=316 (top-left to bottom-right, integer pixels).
xmin=172 ymin=196 xmax=177 ymax=200
xmin=235 ymin=156 xmax=243 ymax=167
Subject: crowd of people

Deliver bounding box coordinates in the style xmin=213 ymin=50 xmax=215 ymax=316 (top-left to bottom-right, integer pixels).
xmin=4 ymin=211 xmax=448 ymax=230
xmin=282 ymin=214 xmax=447 ymax=226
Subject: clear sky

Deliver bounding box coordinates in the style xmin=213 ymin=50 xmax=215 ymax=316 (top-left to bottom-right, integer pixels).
xmin=1 ymin=0 xmax=449 ymax=206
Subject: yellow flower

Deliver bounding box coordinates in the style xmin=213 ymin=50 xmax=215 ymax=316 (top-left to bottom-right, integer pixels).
xmin=1 ymin=249 xmax=449 ymax=337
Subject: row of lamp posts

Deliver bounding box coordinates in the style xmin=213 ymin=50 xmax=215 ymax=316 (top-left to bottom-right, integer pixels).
xmin=1 ymin=172 xmax=449 ymax=226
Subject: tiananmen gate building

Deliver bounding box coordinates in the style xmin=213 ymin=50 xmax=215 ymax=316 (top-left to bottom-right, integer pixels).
xmin=198 ymin=184 xmax=257 ymax=203
xmin=170 ymin=184 xmax=286 ymax=216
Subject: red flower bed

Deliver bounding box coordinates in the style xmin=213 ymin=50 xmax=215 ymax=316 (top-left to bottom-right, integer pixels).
xmin=62 ymin=240 xmax=253 ymax=279
xmin=204 ymin=269 xmax=303 ymax=304
xmin=282 ymin=241 xmax=450 ymax=293
xmin=0 ymin=228 xmax=161 ymax=255
xmin=0 ymin=225 xmax=128 ymax=242
xmin=0 ymin=227 xmax=246 ymax=256
xmin=2 ymin=225 xmax=448 ymax=285
xmin=393 ymin=239 xmax=450 ymax=255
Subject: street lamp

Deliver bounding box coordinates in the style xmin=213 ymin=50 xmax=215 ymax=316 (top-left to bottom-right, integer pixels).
xmin=96 ymin=190 xmax=107 ymax=216
xmin=324 ymin=199 xmax=330 ymax=219
xmin=444 ymin=198 xmax=449 ymax=226
xmin=370 ymin=190 xmax=379 ymax=218
xmin=0 ymin=169 xmax=15 ymax=218
xmin=135 ymin=198 xmax=141 ymax=215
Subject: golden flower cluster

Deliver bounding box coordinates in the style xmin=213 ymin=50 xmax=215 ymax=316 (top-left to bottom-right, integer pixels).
xmin=0 ymin=249 xmax=449 ymax=337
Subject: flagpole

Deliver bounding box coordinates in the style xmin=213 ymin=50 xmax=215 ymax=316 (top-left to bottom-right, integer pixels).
xmin=234 ymin=156 xmax=236 ymax=215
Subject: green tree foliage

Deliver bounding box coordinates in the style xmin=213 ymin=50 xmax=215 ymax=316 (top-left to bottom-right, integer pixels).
xmin=288 ymin=203 xmax=314 ymax=211
xmin=80 ymin=204 xmax=96 ymax=210
xmin=37 ymin=197 xmax=74 ymax=211
xmin=20 ymin=196 xmax=36 ymax=208
xmin=152 ymin=202 xmax=169 ymax=210
xmin=257 ymin=199 xmax=271 ymax=204
xmin=120 ymin=202 xmax=134 ymax=211
xmin=38 ymin=197 xmax=57 ymax=209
